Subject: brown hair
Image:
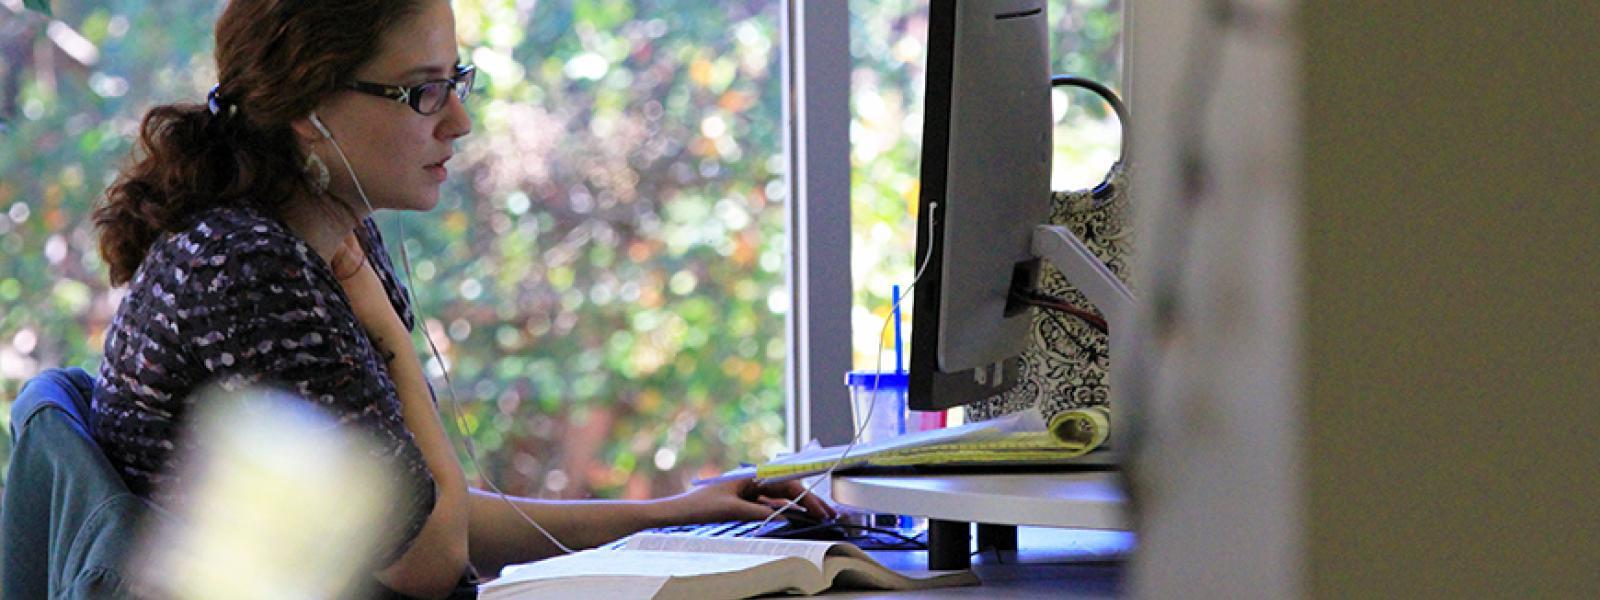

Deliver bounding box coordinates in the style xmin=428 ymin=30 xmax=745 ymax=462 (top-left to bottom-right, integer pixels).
xmin=95 ymin=0 xmax=427 ymax=285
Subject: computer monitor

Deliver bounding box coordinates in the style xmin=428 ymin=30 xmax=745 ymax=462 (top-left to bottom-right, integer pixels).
xmin=908 ymin=0 xmax=1050 ymax=410
xmin=908 ymin=0 xmax=1133 ymax=411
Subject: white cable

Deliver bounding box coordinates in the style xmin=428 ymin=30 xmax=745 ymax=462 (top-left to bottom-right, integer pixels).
xmin=312 ymin=112 xmax=941 ymax=550
xmin=394 ymin=218 xmax=577 ymax=555
xmin=743 ymin=201 xmax=941 ymax=534
xmin=312 ymin=113 xmax=577 ymax=555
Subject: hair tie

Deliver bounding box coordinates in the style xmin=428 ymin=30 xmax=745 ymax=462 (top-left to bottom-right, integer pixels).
xmin=206 ymin=85 xmax=237 ymax=118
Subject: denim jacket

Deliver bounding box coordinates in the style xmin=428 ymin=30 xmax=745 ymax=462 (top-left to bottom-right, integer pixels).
xmin=2 ymin=368 xmax=161 ymax=599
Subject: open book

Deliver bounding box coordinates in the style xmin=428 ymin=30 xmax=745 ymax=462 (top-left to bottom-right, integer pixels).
xmin=747 ymin=406 xmax=1112 ymax=482
xmin=479 ymin=533 xmax=977 ymax=599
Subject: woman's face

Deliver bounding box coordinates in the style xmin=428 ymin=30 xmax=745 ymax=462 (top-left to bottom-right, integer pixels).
xmin=307 ymin=0 xmax=470 ymax=213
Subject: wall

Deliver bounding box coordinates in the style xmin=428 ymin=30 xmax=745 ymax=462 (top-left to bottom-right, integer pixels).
xmin=1302 ymin=2 xmax=1600 ymax=597
xmin=1131 ymin=1 xmax=1600 ymax=597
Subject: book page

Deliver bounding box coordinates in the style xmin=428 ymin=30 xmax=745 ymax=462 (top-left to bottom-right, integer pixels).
xmin=824 ymin=556 xmax=981 ymax=590
xmin=482 ymin=538 xmax=977 ymax=599
xmin=620 ymin=534 xmax=973 ymax=593
xmin=623 ymin=533 xmax=836 ymax=571
xmin=484 ymin=549 xmax=790 ymax=598
xmin=479 ymin=575 xmax=665 ymax=600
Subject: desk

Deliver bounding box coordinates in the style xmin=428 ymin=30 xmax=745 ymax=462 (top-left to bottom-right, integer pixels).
xmin=832 ymin=526 xmax=1130 ymax=598
xmin=831 ymin=472 xmax=1128 ymax=570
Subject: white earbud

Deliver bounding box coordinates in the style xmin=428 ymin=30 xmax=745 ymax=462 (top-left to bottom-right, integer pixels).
xmin=309 ymin=111 xmax=335 ymax=141
xmin=306 ymin=111 xmax=376 ymax=216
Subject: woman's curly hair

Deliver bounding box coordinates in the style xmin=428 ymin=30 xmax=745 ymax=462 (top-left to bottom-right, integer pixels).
xmin=96 ymin=0 xmax=425 ymax=285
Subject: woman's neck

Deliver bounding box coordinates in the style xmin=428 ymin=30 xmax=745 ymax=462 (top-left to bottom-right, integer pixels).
xmin=280 ymin=195 xmax=370 ymax=264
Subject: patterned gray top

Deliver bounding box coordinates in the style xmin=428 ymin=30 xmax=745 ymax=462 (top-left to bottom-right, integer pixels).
xmin=92 ymin=205 xmax=435 ymax=562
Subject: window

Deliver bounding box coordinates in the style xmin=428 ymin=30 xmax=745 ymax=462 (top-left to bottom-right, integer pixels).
xmin=0 ymin=0 xmax=792 ymax=500
xmin=434 ymin=1 xmax=791 ymax=499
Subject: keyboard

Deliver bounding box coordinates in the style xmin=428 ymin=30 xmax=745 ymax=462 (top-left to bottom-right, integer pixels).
xmin=603 ymin=518 xmax=928 ymax=551
xmin=649 ymin=519 xmax=798 ymax=539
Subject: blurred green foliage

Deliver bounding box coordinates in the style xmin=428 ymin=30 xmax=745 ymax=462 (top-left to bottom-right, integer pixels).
xmin=0 ymin=0 xmax=1119 ymax=498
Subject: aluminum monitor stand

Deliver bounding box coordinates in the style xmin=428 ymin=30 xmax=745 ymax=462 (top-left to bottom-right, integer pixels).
xmin=834 ymin=225 xmax=1137 ymax=570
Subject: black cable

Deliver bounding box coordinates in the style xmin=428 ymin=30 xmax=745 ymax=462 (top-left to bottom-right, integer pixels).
xmin=1050 ymin=75 xmax=1128 ymax=156
xmin=765 ymin=522 xmax=929 ymax=550
xmin=1012 ymin=289 xmax=1109 ymax=334
xmin=1051 ymin=74 xmax=1127 ymax=204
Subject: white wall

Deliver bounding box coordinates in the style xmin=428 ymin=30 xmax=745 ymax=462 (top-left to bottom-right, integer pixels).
xmin=1127 ymin=1 xmax=1304 ymax=597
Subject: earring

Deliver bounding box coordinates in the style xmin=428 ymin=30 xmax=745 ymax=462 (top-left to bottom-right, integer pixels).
xmin=304 ymin=150 xmax=331 ymax=195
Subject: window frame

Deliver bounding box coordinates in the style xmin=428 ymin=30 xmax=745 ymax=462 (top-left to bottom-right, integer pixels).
xmin=779 ymin=0 xmax=855 ymax=449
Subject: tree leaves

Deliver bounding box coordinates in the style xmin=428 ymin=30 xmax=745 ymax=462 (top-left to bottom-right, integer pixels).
xmin=1 ymin=0 xmax=1122 ymax=502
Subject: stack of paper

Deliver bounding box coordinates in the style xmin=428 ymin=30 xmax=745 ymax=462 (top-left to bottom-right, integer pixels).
xmin=749 ymin=406 xmax=1112 ymax=482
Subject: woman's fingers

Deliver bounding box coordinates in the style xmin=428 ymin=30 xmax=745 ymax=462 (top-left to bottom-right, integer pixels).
xmin=757 ymin=479 xmax=838 ymax=520
xmin=783 ymin=479 xmax=838 ymax=519
xmin=696 ymin=476 xmax=840 ymax=522
xmin=328 ymin=231 xmax=366 ymax=280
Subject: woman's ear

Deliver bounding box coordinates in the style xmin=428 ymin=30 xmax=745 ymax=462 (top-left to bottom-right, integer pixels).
xmin=288 ymin=114 xmax=325 ymax=146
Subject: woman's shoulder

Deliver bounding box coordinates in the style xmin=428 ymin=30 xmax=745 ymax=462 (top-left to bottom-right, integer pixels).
xmin=177 ymin=205 xmax=308 ymax=257
xmin=145 ymin=206 xmax=319 ymax=275
xmin=128 ymin=205 xmax=332 ymax=302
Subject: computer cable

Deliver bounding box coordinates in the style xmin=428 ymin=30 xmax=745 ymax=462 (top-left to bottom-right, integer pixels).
xmin=763 ymin=521 xmax=928 ymax=551
xmin=1009 ymin=289 xmax=1108 ymax=334
xmin=1049 ymin=74 xmax=1127 ymax=208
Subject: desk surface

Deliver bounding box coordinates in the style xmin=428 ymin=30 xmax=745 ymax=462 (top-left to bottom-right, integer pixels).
xmin=833 ymin=527 xmax=1131 ymax=598
xmin=831 ymin=471 xmax=1128 ymax=530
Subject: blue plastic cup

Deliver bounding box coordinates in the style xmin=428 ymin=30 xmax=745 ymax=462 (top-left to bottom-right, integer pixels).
xmin=844 ymin=370 xmax=908 ymax=445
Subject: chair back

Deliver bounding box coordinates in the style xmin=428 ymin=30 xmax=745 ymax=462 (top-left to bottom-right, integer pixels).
xmin=3 ymin=367 xmax=154 ymax=599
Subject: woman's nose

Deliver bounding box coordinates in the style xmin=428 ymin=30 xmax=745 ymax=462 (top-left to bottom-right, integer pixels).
xmin=436 ymin=93 xmax=472 ymax=141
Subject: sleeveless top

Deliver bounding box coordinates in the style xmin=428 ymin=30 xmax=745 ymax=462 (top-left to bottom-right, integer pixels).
xmin=92 ymin=205 xmax=436 ymax=562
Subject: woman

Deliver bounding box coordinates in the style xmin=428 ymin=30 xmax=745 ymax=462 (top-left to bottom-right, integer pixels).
xmin=91 ymin=1 xmax=832 ymax=598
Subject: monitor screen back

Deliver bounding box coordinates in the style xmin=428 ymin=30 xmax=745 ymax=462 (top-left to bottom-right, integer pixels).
xmin=910 ymin=0 xmax=1051 ymax=410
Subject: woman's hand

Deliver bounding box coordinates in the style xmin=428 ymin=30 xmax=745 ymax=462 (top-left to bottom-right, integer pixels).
xmin=328 ymin=231 xmax=397 ymax=337
xmin=659 ymin=477 xmax=839 ymax=525
xmin=327 ymin=230 xmax=368 ymax=282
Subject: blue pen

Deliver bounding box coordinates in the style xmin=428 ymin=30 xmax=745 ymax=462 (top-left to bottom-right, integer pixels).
xmin=893 ymin=284 xmax=904 ymax=376
xmin=892 ymin=284 xmax=911 ymax=531
xmin=892 ymin=284 xmax=905 ymax=437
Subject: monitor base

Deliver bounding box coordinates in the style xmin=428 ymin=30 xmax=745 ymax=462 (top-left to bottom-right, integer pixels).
xmin=831 ymin=471 xmax=1129 ymax=569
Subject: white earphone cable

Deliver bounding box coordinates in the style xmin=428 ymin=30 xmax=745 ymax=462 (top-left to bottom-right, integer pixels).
xmin=743 ymin=201 xmax=941 ymax=534
xmin=310 ymin=114 xmax=943 ymax=550
xmin=311 ymin=113 xmax=576 ymax=554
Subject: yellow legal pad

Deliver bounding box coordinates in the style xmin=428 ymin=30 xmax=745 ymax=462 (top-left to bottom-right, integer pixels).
xmin=754 ymin=407 xmax=1111 ymax=481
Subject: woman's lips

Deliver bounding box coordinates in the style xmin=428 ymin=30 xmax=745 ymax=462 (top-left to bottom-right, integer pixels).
xmin=425 ymin=158 xmax=450 ymax=182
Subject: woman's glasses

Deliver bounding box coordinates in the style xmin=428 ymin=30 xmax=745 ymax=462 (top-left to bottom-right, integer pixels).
xmin=346 ymin=64 xmax=476 ymax=116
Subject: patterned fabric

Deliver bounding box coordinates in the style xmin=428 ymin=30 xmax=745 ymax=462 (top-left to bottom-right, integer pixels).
xmin=966 ymin=163 xmax=1131 ymax=426
xmin=91 ymin=205 xmax=435 ymax=562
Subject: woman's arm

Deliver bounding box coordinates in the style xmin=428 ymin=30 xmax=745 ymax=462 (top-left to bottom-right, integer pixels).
xmin=336 ymin=237 xmax=470 ymax=598
xmin=466 ymin=478 xmax=836 ymax=574
xmin=465 ymin=489 xmax=666 ymax=573
xmin=330 ymin=233 xmax=834 ymax=579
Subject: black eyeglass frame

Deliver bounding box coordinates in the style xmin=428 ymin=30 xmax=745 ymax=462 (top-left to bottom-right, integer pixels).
xmin=345 ymin=64 xmax=476 ymax=116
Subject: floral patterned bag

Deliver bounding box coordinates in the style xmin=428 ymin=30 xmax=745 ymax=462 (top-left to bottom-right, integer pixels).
xmin=966 ymin=76 xmax=1129 ymax=427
